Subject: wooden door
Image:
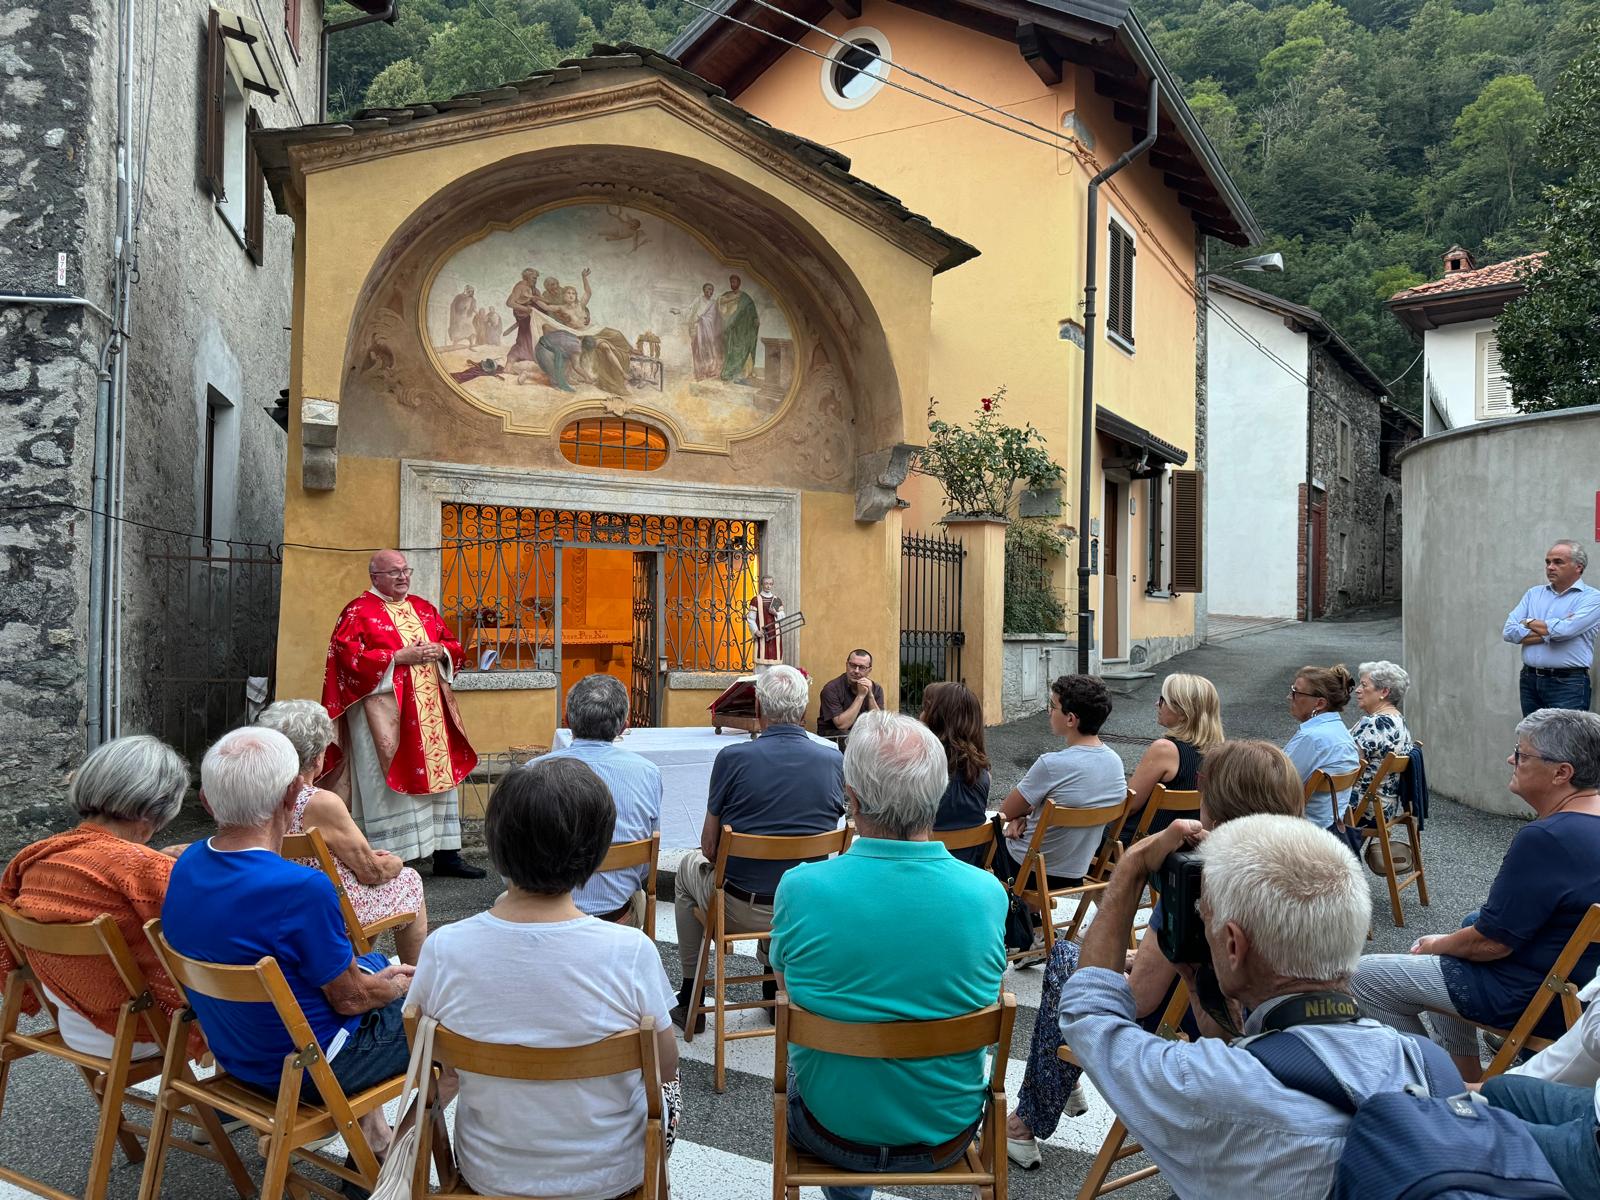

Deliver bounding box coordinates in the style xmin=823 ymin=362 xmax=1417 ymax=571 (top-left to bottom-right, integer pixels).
xmin=1103 ymin=481 xmax=1121 ymax=657
xmin=1309 ymin=495 xmax=1327 ymax=618
xmin=629 ymin=551 xmax=659 ymax=727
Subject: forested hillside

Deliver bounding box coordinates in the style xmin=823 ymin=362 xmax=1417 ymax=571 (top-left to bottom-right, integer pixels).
xmin=326 ymin=0 xmax=1596 ymax=411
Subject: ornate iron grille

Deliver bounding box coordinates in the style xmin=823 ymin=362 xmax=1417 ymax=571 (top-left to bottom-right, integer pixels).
xmin=441 ymin=504 xmax=762 ymax=673
xmin=900 ymin=531 xmax=966 ymax=713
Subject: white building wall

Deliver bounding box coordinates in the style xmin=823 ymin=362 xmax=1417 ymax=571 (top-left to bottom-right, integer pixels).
xmin=1205 ymin=292 xmax=1309 ymax=619
xmin=1422 ymin=318 xmax=1496 ymax=434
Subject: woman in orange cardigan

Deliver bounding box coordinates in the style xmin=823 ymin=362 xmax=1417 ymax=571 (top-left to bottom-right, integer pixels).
xmin=0 ymin=735 xmax=196 ymax=1059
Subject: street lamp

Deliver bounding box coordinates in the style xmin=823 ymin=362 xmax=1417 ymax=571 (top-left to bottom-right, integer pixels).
xmin=1200 ymin=251 xmax=1284 ymax=277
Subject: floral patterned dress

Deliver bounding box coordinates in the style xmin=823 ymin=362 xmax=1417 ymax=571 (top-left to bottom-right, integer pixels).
xmin=1352 ymin=711 xmax=1413 ymax=819
xmin=290 ymin=784 xmax=425 ymax=928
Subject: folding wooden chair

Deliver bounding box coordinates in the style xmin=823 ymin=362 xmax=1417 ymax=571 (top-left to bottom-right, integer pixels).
xmin=931 ymin=822 xmax=998 ymax=871
xmin=402 ymin=1011 xmax=665 ymax=1199
xmin=1061 ymin=978 xmax=1191 ymax=1198
xmin=0 ymin=906 xmax=251 ymax=1200
xmin=280 ymin=826 xmax=417 ymax=955
xmin=138 ymin=919 xmax=406 ymax=1200
xmin=1124 ymin=785 xmax=1202 ymax=845
xmin=773 ymin=992 xmax=1015 ymax=1200
xmin=597 ymin=832 xmax=662 ymax=932
xmin=1009 ymin=795 xmax=1132 ymax=960
xmin=1426 ymin=903 xmax=1600 ymax=1079
xmin=1346 ymin=752 xmax=1429 ymax=927
xmin=1305 ymin=766 xmax=1362 ymax=831
xmin=685 ymin=826 xmax=852 ymax=1093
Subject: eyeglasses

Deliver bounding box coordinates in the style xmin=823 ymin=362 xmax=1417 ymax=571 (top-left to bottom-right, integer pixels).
xmin=373 ymin=568 xmax=414 ymax=579
xmin=1511 ymin=746 xmax=1552 ymax=766
xmin=1156 ymin=696 xmax=1169 ymax=707
xmin=1288 ymin=688 xmax=1317 ymax=699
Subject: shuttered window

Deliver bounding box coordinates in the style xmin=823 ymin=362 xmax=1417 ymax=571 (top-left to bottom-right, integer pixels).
xmin=203 ymin=9 xmax=227 ymax=200
xmin=284 ymin=0 xmax=301 ymax=59
xmin=1477 ymin=332 xmax=1513 ymax=418
xmin=1146 ymin=470 xmax=1166 ymax=592
xmin=1107 ymin=218 xmax=1136 ymax=349
xmin=1170 ymin=469 xmax=1203 ymax=594
xmin=244 ymin=108 xmax=264 ymax=264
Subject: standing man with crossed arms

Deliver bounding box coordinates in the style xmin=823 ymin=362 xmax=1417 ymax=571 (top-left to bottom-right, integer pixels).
xmin=1504 ymin=540 xmax=1600 ymax=715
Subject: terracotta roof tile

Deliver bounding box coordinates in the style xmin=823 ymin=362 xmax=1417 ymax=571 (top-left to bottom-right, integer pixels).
xmin=1389 ymin=252 xmax=1545 ymax=303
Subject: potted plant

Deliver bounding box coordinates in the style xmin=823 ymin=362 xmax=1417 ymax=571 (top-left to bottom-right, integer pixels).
xmin=914 ymin=388 xmax=1063 ymax=519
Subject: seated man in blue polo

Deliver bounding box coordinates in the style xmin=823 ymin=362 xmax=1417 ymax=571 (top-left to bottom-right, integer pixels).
xmin=671 ymin=664 xmax=845 ymax=1031
xmin=770 ymin=711 xmax=1008 ymax=1199
xmin=164 ymin=727 xmax=415 ymax=1139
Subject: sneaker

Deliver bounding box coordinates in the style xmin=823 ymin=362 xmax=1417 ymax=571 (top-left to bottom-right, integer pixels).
xmin=1064 ymin=1080 xmax=1089 ymax=1118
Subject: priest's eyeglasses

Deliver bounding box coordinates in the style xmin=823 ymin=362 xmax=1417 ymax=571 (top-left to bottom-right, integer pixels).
xmin=373 ymin=568 xmax=414 ymax=579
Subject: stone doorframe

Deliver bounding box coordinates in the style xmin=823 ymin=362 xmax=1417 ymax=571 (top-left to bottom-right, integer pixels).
xmin=398 ymin=459 xmax=802 ymax=690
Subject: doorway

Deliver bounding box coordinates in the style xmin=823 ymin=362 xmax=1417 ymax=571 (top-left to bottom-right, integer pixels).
xmin=1307 ymin=489 xmax=1327 ymax=618
xmin=1101 ymin=478 xmax=1123 ymax=659
xmin=555 ymin=544 xmax=663 ymax=727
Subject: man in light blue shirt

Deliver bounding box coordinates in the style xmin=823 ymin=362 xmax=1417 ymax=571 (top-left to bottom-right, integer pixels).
xmin=543 ymin=674 xmax=661 ymax=926
xmin=1059 ymin=815 xmax=1459 ymax=1200
xmin=1504 ymin=540 xmax=1600 ymax=715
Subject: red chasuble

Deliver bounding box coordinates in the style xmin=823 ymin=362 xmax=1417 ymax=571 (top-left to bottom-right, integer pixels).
xmin=321 ymin=592 xmax=477 ymax=796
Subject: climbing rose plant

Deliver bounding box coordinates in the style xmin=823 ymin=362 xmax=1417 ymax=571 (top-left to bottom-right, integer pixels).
xmin=914 ymin=388 xmax=1063 ymax=519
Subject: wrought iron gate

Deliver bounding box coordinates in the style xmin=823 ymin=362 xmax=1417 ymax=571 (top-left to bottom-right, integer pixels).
xmin=899 ymin=531 xmax=965 ymax=713
xmin=144 ymin=534 xmax=282 ymax=764
xmin=630 ymin=551 xmax=660 ymax=727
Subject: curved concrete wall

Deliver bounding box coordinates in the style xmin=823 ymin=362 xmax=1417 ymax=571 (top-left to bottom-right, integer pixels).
xmin=1401 ymin=405 xmax=1600 ymax=814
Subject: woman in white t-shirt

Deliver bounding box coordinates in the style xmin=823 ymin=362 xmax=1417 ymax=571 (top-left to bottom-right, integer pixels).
xmin=410 ymin=757 xmax=680 ymax=1200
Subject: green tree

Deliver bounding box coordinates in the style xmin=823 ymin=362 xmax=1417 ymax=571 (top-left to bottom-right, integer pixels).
xmin=1498 ymin=29 xmax=1600 ymax=412
xmin=1450 ymin=74 xmax=1545 ymax=213
xmin=420 ymin=4 xmax=559 ymax=96
xmin=364 ymin=57 xmax=429 ymax=108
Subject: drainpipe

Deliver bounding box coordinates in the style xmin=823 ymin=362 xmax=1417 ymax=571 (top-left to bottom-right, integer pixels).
xmin=1076 ymin=77 xmax=1159 ymax=675
xmin=319 ymin=0 xmax=397 ymax=121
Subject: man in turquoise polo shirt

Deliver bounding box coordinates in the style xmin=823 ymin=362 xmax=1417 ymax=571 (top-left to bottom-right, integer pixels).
xmin=770 ymin=710 xmax=1008 ymax=1198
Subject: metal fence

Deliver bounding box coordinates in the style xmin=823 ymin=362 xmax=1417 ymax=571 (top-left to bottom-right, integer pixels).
xmin=144 ymin=535 xmax=282 ymax=764
xmin=899 ymin=531 xmax=965 ymax=713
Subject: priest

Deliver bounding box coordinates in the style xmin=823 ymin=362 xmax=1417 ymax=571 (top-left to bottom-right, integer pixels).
xmin=321 ymin=549 xmax=485 ymax=877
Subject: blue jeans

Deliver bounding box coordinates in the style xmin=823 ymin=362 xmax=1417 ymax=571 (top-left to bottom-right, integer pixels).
xmin=1480 ymin=1074 xmax=1600 ymax=1197
xmin=306 ymin=952 xmax=411 ymax=1103
xmin=786 ymin=1077 xmax=977 ymax=1200
xmin=1520 ymin=668 xmax=1592 ymax=716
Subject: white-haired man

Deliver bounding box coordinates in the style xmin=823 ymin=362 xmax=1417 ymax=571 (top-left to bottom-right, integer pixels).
xmin=771 ymin=711 xmax=1007 ymax=1199
xmin=163 ymin=728 xmax=414 ymax=1124
xmin=671 ymin=665 xmax=845 ymax=1031
xmin=1504 ymin=539 xmax=1600 ymax=715
xmin=1060 ymin=815 xmax=1461 ymax=1198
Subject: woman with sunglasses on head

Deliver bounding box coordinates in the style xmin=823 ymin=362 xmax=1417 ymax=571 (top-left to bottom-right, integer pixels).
xmin=1121 ymin=673 xmax=1224 ymax=842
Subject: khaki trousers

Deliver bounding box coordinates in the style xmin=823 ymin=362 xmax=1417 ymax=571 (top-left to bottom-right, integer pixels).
xmin=672 ymin=851 xmax=774 ymax=979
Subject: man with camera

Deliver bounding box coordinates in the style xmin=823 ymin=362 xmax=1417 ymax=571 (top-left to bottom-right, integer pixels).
xmin=1059 ymin=814 xmax=1458 ymax=1198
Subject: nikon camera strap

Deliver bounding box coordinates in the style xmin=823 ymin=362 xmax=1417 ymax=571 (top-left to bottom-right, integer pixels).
xmin=1253 ymin=991 xmax=1363 ymax=1033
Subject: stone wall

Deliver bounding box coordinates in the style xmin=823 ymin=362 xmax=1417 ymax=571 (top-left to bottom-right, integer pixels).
xmin=0 ymin=0 xmax=306 ymax=848
xmin=1306 ymin=343 xmax=1396 ymax=617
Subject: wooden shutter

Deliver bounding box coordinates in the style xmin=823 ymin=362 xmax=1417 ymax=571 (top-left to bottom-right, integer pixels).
xmin=1107 ymin=222 xmax=1135 ymax=345
xmin=1170 ymin=469 xmax=1203 ymax=593
xmin=244 ymin=108 xmax=264 ymax=264
xmin=1482 ymin=335 xmax=1513 ymax=416
xmin=203 ymin=8 xmax=227 ymax=199
xmin=284 ymin=0 xmax=301 ymax=59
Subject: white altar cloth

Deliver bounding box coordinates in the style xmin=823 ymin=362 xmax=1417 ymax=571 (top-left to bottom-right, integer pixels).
xmin=550 ymin=725 xmax=838 ymax=850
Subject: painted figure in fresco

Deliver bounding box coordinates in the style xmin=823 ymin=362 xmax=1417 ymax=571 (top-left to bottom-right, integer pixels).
xmin=448 ymin=284 xmax=477 ymax=348
xmin=506 ymin=268 xmax=555 ymax=366
xmin=481 ymin=307 xmax=502 ymax=345
xmin=603 ymin=204 xmax=647 ymax=252
xmin=685 ymin=282 xmax=723 ymax=380
xmin=541 ymin=278 xmax=565 ymax=306
xmin=533 ymin=267 xmax=635 ymax=396
xmin=719 ymin=274 xmax=760 ymax=384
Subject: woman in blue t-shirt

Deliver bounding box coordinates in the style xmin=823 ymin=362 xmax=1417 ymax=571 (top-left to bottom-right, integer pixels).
xmin=920 ymin=682 xmax=992 ymax=867
xmin=1353 ymin=707 xmax=1600 ymax=1082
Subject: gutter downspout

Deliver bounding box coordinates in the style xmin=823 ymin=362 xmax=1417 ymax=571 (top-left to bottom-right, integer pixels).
xmin=318 ymin=0 xmax=397 ymax=121
xmin=1076 ymin=77 xmax=1159 ymax=675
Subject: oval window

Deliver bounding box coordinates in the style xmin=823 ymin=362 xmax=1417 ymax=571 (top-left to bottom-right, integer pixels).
xmin=559 ymin=418 xmax=669 ymax=471
xmin=822 ymin=31 xmax=890 ymax=109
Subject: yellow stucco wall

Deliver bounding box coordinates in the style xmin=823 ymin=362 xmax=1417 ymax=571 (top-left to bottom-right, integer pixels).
xmin=275 ymin=78 xmax=938 ymax=751
xmin=735 ymin=2 xmax=1200 ymax=653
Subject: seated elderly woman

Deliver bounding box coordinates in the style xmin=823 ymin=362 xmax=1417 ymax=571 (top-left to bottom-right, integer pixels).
xmin=256 ymin=700 xmax=428 ymax=965
xmin=1353 ymin=707 xmax=1600 ymax=1081
xmin=1005 ymin=739 xmax=1305 ymax=1169
xmin=0 ymin=736 xmax=200 ymax=1059
xmin=1351 ymin=660 xmax=1415 ymax=819
xmin=410 ymin=757 xmax=681 ymax=1199
xmin=1283 ymin=663 xmax=1360 ymax=831
xmin=1121 ymin=673 xmax=1224 ymax=841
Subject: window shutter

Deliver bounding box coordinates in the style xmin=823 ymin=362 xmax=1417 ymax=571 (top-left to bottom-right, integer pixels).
xmin=244 ymin=108 xmax=264 ymax=264
xmin=1107 ymin=223 xmax=1135 ymax=345
xmin=1483 ymin=336 xmax=1512 ymax=416
xmin=1119 ymin=235 xmax=1136 ymax=344
xmin=1170 ymin=469 xmax=1203 ymax=593
xmin=284 ymin=0 xmax=301 ymax=58
xmin=203 ymin=9 xmax=227 ymax=200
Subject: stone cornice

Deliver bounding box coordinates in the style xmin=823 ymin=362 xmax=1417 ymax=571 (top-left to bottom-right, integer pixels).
xmin=278 ymin=76 xmax=957 ymax=271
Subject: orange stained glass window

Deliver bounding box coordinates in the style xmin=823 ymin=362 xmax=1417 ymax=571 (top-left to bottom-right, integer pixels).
xmin=559 ymin=418 xmax=668 ymax=471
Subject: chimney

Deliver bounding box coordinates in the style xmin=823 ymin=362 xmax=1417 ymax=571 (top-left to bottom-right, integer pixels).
xmin=1443 ymin=245 xmax=1476 ymax=275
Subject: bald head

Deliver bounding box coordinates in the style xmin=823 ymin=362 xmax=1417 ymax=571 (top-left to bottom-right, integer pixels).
xmin=369 ymin=549 xmax=411 ymax=600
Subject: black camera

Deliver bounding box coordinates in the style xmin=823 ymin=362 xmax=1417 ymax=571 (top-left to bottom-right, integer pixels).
xmin=1153 ymin=849 xmax=1208 ymax=964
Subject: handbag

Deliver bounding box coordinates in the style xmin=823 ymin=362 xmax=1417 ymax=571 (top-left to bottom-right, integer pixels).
xmin=988 ymin=816 xmax=1037 ymax=954
xmin=365 ymin=1011 xmax=439 ymax=1200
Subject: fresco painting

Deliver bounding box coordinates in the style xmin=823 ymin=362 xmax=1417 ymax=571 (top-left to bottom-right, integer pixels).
xmin=423 ymin=202 xmax=799 ymax=448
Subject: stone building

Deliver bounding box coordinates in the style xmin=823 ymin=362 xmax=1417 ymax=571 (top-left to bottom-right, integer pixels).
xmin=1 ymin=0 xmax=388 ymax=840
xmin=1205 ymin=277 xmax=1419 ymax=622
